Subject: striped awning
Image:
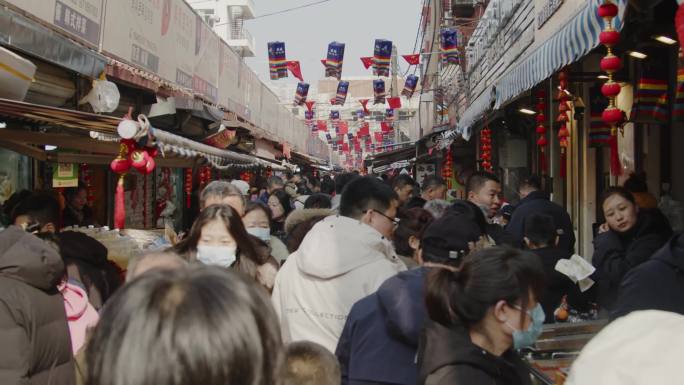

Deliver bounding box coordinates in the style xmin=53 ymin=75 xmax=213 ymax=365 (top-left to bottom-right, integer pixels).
xmin=494 ymin=0 xmax=627 ymax=109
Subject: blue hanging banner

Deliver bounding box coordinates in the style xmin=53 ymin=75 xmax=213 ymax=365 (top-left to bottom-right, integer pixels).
xmin=373 ymin=79 xmax=386 ymax=105
xmin=373 ymin=39 xmax=392 ymax=77
xmin=268 ymin=41 xmax=288 ymax=80
xmin=335 ymin=81 xmax=350 ymax=105
xmin=293 ymin=82 xmax=309 ymax=106
xmin=440 ymin=29 xmax=459 ymax=66
xmin=325 ymin=42 xmax=345 ymax=80
xmin=402 ymin=74 xmax=419 ymax=98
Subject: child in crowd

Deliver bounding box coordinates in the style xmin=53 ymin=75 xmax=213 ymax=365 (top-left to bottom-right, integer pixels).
xmin=284 ymin=341 xmax=341 ymax=385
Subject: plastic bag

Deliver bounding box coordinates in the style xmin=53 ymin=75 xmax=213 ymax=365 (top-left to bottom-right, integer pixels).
xmin=79 ymin=79 xmax=120 ymax=113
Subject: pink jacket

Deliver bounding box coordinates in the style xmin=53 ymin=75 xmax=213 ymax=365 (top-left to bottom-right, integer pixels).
xmin=60 ymin=281 xmax=99 ymax=354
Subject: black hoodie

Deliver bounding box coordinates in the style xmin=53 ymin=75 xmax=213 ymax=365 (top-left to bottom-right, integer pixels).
xmin=417 ymin=320 xmax=532 ymax=385
xmin=592 ymin=208 xmax=672 ymax=311
xmin=612 ymin=233 xmax=684 ymax=319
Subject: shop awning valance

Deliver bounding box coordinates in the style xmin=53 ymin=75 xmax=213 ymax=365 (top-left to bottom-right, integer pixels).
xmin=494 ymin=0 xmax=628 ymax=109
xmin=0 ymin=98 xmax=119 ymax=133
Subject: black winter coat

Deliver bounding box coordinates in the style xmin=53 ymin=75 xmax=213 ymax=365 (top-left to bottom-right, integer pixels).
xmin=336 ymin=268 xmax=427 ymax=385
xmin=507 ymin=191 xmax=576 ymax=252
xmin=530 ymin=247 xmax=592 ymax=322
xmin=591 ymin=209 xmax=672 ymax=312
xmin=0 ymin=226 xmax=75 ymax=385
xmin=418 ymin=320 xmax=532 ymax=385
xmin=612 ymin=233 xmax=684 ymax=319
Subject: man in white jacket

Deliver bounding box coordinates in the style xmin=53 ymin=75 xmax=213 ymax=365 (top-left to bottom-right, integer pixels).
xmin=272 ymin=176 xmax=406 ymax=352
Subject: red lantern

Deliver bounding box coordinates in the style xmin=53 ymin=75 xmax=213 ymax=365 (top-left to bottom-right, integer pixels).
xmin=602 ymin=107 xmax=623 ymax=125
xmin=598 ymin=2 xmax=618 ymax=18
xmin=143 ymin=157 xmax=156 ymax=175
xmin=537 ymin=136 xmax=548 ymax=146
xmin=601 ymin=82 xmax=622 ymax=98
xmin=599 ymin=30 xmax=620 ymax=46
xmin=600 ymin=54 xmax=622 ymax=73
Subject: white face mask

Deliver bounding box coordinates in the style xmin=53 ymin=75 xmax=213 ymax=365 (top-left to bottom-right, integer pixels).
xmin=246 ymin=227 xmax=271 ymax=242
xmin=196 ymin=245 xmax=237 ymax=268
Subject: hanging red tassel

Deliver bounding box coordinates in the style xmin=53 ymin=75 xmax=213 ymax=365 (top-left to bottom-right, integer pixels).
xmin=609 ymin=129 xmax=622 ymax=176
xmin=114 ymin=175 xmax=126 ymax=229
xmin=540 ymin=148 xmax=548 ymax=174
xmin=559 ymin=149 xmax=567 ymax=179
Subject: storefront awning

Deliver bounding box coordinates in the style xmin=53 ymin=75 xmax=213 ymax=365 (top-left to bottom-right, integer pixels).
xmin=494 ymin=0 xmax=627 ymax=109
xmin=367 ymin=145 xmax=416 ymax=173
xmin=0 ymin=98 xmax=119 ymax=133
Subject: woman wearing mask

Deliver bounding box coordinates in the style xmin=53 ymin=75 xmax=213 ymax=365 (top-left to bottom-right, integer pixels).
xmin=243 ymin=202 xmax=290 ymax=264
xmin=173 ymin=205 xmax=273 ymax=290
xmin=393 ymin=208 xmax=434 ymax=269
xmin=268 ymin=189 xmax=293 ymax=242
xmin=592 ymin=187 xmax=672 ymax=312
xmin=418 ymin=247 xmax=546 ymax=385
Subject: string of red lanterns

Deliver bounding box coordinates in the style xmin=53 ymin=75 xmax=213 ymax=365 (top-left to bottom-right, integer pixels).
xmin=598 ymin=0 xmax=623 ymax=176
xmin=441 ymin=148 xmax=453 ymax=189
xmin=480 ymin=126 xmax=492 ymax=171
xmin=535 ymin=89 xmax=548 ymax=174
xmin=185 ymin=168 xmax=193 ymax=209
xmin=557 ymin=70 xmax=570 ymax=179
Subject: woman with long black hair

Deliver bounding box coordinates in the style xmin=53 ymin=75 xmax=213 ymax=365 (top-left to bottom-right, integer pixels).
xmin=418 ymin=247 xmax=546 ymax=385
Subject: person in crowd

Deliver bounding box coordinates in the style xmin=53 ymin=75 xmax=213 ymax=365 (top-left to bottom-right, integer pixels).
xmin=125 ymin=251 xmax=187 ymax=282
xmin=496 ymin=203 xmax=514 ymax=227
xmin=331 ymin=172 xmax=361 ymax=210
xmin=231 ymin=179 xmax=251 ymax=197
xmin=62 ymin=186 xmax=95 ymax=227
xmin=260 ymin=175 xmax=286 ymax=204
xmin=524 ymin=214 xmax=591 ymax=322
xmin=391 ymin=174 xmax=416 ymax=206
xmin=308 ymin=177 xmax=322 ymax=194
xmin=12 ymin=190 xmax=62 ymax=233
xmin=285 ymin=173 xmax=303 ymax=198
xmin=285 ymin=341 xmax=341 ymax=385
xmin=272 ymin=176 xmax=406 ymax=352
xmin=337 ymin=212 xmax=485 ymax=385
xmin=284 ymin=208 xmax=334 ymax=253
xmin=200 ymin=180 xmax=247 ymax=216
xmin=612 ymin=233 xmax=684 ymax=319
xmin=421 ymin=176 xmax=448 ymax=202
xmin=623 ymin=172 xmax=658 ymax=209
xmin=269 ymin=189 xmax=294 ymax=241
xmin=173 ymin=204 xmax=275 ymax=291
xmin=321 ymin=176 xmax=336 ymax=196
xmin=243 ymin=201 xmax=290 ymax=264
xmin=393 ymin=208 xmax=434 ymax=269
xmin=304 ymin=193 xmax=332 ymax=209
xmin=56 ymin=231 xmax=123 ymax=310
xmin=1 ymin=189 xmax=30 ymax=227
xmin=293 ymin=181 xmax=313 ymax=209
xmin=566 ymin=310 xmax=684 ymax=385
xmin=85 ymin=266 xmax=284 ymax=385
xmin=592 ymin=187 xmax=672 ymax=312
xmin=506 ymin=175 xmax=575 ymax=252
xmin=423 ymin=199 xmax=450 ymax=219
xmin=418 ymin=247 xmax=545 ymax=385
xmin=466 ymin=171 xmax=515 ymax=246
xmin=35 ymin=232 xmax=99 ymax=357
xmin=0 ymin=226 xmax=75 ymax=384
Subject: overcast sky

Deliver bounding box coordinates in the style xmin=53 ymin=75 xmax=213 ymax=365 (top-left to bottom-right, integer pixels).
xmin=244 ymin=0 xmax=422 ymax=92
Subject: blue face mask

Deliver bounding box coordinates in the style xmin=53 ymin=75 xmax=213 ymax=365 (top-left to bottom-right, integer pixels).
xmin=196 ymin=245 xmax=237 ymax=268
xmin=246 ymin=227 xmax=271 ymax=242
xmin=506 ymin=303 xmax=545 ymax=350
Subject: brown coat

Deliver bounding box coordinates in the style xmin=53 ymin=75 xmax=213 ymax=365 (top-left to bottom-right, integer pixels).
xmin=0 ymin=226 xmax=75 ymax=385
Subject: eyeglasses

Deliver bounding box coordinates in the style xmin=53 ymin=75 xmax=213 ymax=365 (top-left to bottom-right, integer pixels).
xmin=372 ymin=210 xmax=400 ymax=228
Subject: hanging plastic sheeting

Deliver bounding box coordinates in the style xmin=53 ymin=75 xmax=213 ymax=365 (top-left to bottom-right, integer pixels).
xmin=440 ymin=28 xmax=459 ymax=66
xmin=325 ymin=42 xmax=345 ymax=80
xmin=268 ymin=41 xmax=288 ymax=80
xmin=373 ymin=79 xmax=386 ymax=105
xmin=334 ymin=81 xmax=350 ymax=105
xmin=373 ymin=39 xmax=392 ymax=77
xmin=293 ymin=82 xmax=309 ymax=106
xmin=401 ymin=74 xmax=419 ymax=98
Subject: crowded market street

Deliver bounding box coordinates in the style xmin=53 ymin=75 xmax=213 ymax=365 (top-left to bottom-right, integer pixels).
xmin=0 ymin=0 xmax=682 ymax=384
